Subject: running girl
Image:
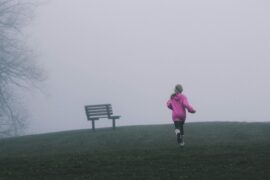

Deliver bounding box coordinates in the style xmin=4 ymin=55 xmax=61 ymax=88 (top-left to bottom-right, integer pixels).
xmin=167 ymin=84 xmax=196 ymax=146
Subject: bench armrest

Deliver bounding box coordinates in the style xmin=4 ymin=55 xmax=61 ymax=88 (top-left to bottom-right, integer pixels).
xmin=89 ymin=118 xmax=99 ymax=121
xmin=109 ymin=116 xmax=121 ymax=119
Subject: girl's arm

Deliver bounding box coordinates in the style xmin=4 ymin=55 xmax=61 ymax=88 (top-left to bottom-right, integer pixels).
xmin=182 ymin=96 xmax=196 ymax=113
xmin=167 ymin=100 xmax=173 ymax=110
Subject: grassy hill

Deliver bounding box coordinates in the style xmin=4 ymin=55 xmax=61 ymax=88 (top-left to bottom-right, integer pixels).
xmin=0 ymin=122 xmax=270 ymax=180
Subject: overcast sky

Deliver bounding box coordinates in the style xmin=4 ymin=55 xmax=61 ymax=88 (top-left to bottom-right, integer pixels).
xmin=24 ymin=0 xmax=270 ymax=134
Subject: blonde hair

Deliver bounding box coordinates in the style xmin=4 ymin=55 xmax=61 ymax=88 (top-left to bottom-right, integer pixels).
xmin=175 ymin=84 xmax=183 ymax=93
xmin=170 ymin=84 xmax=183 ymax=99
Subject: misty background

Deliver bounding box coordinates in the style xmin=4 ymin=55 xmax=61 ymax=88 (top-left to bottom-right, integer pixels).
xmin=23 ymin=0 xmax=269 ymax=134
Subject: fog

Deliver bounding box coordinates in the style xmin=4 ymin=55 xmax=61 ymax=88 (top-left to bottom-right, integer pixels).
xmin=24 ymin=0 xmax=270 ymax=134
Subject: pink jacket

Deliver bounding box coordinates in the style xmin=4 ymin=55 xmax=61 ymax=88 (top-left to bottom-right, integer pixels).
xmin=167 ymin=93 xmax=195 ymax=121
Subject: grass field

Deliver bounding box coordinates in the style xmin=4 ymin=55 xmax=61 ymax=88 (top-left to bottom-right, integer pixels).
xmin=0 ymin=122 xmax=270 ymax=180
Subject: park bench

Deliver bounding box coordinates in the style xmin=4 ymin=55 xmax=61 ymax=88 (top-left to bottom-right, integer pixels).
xmin=84 ymin=104 xmax=120 ymax=130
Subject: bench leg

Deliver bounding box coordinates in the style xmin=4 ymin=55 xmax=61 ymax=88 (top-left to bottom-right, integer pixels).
xmin=112 ymin=119 xmax=116 ymax=130
xmin=92 ymin=120 xmax=95 ymax=131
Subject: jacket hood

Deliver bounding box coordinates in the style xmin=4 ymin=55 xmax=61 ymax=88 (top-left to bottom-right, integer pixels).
xmin=171 ymin=93 xmax=182 ymax=101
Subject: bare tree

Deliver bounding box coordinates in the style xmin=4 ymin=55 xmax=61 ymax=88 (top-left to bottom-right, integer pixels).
xmin=0 ymin=0 xmax=44 ymax=137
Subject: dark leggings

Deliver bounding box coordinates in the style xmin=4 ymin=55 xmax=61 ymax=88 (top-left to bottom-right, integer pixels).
xmin=174 ymin=121 xmax=184 ymax=135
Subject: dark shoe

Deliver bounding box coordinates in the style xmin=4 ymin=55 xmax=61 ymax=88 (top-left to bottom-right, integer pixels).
xmin=177 ymin=133 xmax=181 ymax=144
xmin=180 ymin=135 xmax=184 ymax=147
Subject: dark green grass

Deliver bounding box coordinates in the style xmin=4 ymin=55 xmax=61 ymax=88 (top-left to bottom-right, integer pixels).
xmin=0 ymin=122 xmax=270 ymax=180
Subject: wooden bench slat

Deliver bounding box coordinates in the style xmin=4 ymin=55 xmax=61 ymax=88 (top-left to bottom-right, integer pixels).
xmin=89 ymin=116 xmax=108 ymax=119
xmin=85 ymin=106 xmax=112 ymax=109
xmin=87 ymin=109 xmax=112 ymax=113
xmin=87 ymin=110 xmax=112 ymax=115
xmin=85 ymin=104 xmax=112 ymax=108
xmin=88 ymin=112 xmax=112 ymax=117
xmin=88 ymin=112 xmax=111 ymax=114
xmin=86 ymin=109 xmax=111 ymax=112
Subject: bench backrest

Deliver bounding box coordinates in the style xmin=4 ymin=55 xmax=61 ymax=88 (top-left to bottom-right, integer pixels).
xmin=85 ymin=104 xmax=113 ymax=120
